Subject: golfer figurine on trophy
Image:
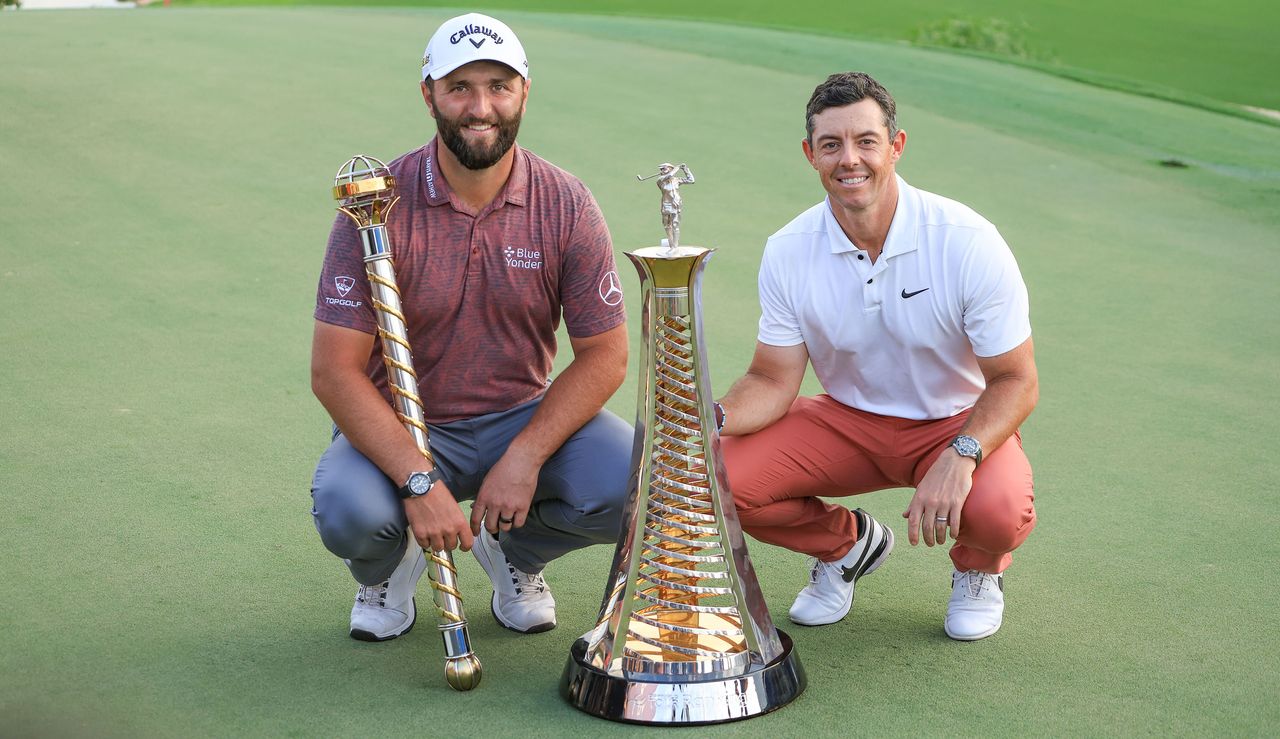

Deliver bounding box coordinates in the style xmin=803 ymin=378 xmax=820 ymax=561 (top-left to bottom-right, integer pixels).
xmin=561 ymin=163 xmax=805 ymax=725
xmin=637 ymin=162 xmax=695 ymax=254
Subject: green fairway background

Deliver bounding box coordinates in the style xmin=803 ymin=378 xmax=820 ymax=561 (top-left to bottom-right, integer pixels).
xmin=173 ymin=0 xmax=1280 ymax=113
xmin=2 ymin=5 xmax=1279 ymax=737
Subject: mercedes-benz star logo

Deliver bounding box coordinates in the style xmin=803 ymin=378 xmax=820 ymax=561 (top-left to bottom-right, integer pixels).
xmin=598 ymin=271 xmax=624 ymax=306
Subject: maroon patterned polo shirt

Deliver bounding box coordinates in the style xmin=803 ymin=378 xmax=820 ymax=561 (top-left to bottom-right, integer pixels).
xmin=315 ymin=138 xmax=626 ymax=423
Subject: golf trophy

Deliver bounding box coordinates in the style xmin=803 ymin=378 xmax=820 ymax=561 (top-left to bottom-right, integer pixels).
xmin=332 ymin=155 xmax=482 ymax=691
xmin=561 ymin=164 xmax=805 ymax=724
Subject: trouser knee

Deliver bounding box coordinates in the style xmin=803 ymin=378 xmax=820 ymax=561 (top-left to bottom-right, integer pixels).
xmin=311 ymin=433 xmax=406 ymax=580
xmin=561 ymin=500 xmax=627 ymax=544
xmin=733 ymin=499 xmax=773 ymax=529
xmin=313 ymin=491 xmax=404 ymax=561
xmin=960 ymin=505 xmax=1035 ymax=554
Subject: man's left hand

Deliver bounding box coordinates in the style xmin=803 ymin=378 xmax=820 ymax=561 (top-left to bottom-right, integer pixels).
xmin=903 ymin=449 xmax=976 ymax=547
xmin=470 ymin=449 xmax=541 ymax=536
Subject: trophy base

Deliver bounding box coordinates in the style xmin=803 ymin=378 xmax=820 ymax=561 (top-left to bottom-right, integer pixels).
xmin=560 ymin=630 xmax=806 ymax=725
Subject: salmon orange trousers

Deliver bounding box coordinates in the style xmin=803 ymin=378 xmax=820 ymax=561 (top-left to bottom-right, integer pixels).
xmin=720 ymin=395 xmax=1036 ymax=573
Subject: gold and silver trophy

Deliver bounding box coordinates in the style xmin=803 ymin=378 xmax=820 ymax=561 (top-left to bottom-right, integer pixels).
xmin=332 ymin=156 xmax=482 ymax=691
xmin=561 ymin=164 xmax=805 ymax=724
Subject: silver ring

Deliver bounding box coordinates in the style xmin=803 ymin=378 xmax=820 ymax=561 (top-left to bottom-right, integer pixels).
xmin=934 ymin=516 xmax=949 ymax=524
xmin=498 ymin=516 xmax=514 ymax=524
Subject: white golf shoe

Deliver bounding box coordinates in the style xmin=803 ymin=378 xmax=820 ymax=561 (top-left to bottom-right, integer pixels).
xmin=472 ymin=529 xmax=556 ymax=633
xmin=945 ymin=568 xmax=1005 ymax=641
xmin=789 ymin=508 xmax=894 ymax=626
xmin=348 ymin=537 xmax=427 ymax=642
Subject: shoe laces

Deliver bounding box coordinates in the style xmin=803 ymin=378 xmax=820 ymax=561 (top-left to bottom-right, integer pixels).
xmin=805 ymin=557 xmax=840 ymax=587
xmin=509 ymin=565 xmax=547 ymax=595
xmin=356 ymin=580 xmax=389 ymax=607
xmin=958 ymin=570 xmax=997 ymax=599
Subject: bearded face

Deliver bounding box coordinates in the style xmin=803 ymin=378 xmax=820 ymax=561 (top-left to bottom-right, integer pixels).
xmin=430 ymin=95 xmax=523 ymax=171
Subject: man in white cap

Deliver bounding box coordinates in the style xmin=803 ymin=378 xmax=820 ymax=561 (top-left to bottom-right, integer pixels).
xmin=310 ymin=14 xmax=632 ymax=640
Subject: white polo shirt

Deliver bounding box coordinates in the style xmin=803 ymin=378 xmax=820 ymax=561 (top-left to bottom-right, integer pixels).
xmin=757 ymin=175 xmax=1030 ymax=420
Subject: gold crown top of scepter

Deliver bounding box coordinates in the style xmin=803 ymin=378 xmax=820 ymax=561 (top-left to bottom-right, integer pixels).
xmin=333 ymin=155 xmax=398 ymax=226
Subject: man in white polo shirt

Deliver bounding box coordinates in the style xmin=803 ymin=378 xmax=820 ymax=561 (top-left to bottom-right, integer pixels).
xmin=717 ymin=72 xmax=1038 ymax=640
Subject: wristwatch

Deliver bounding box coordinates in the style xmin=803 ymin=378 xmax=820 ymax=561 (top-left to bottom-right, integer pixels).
xmin=397 ymin=468 xmax=443 ymax=499
xmin=950 ymin=435 xmax=983 ymax=466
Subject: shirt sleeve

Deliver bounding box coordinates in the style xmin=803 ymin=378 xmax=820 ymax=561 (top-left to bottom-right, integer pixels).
xmin=961 ymin=225 xmax=1032 ymax=357
xmin=314 ymin=211 xmax=377 ymax=334
xmin=559 ymin=190 xmax=626 ymax=338
xmin=757 ymin=240 xmax=805 ymax=347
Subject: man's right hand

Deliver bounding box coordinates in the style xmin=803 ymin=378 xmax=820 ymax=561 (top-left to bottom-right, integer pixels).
xmin=404 ymin=483 xmax=474 ymax=553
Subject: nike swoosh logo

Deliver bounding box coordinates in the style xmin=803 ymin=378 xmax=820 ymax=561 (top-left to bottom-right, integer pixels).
xmin=901 ymin=287 xmax=930 ymax=299
xmin=841 ymin=566 xmax=858 ymax=582
xmin=469 ymin=38 xmax=486 ymax=48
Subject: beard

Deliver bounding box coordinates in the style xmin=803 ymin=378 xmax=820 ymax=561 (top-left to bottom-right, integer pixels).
xmin=433 ymin=107 xmax=522 ymax=171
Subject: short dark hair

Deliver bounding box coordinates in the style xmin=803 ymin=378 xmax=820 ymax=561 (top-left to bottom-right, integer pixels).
xmin=805 ymin=72 xmax=898 ymax=143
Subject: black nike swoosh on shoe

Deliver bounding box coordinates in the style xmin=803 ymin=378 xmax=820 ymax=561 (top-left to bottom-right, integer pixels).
xmin=841 ymin=537 xmax=889 ymax=582
xmin=901 ymin=287 xmax=930 ymax=299
xmin=840 ymin=510 xmax=875 ymax=582
xmin=841 ymin=507 xmax=895 ymax=583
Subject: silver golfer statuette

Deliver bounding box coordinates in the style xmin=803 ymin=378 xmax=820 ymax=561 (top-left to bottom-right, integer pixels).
xmin=637 ymin=163 xmax=695 ymax=254
xmin=560 ymin=163 xmax=805 ymax=725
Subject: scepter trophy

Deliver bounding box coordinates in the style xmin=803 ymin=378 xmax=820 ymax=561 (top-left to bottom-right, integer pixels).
xmin=332 ymin=155 xmax=482 ymax=691
xmin=561 ymin=164 xmax=805 ymax=724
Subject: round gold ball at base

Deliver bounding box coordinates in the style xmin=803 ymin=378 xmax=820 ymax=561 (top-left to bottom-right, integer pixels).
xmin=445 ymin=655 xmax=483 ymax=691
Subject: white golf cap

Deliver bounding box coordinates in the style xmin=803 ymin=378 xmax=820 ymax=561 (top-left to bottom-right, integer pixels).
xmin=421 ymin=13 xmax=529 ymax=82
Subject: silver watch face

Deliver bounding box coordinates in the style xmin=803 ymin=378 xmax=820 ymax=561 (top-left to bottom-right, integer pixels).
xmin=407 ymin=472 xmax=433 ymax=496
xmin=952 ymin=435 xmax=981 ymax=460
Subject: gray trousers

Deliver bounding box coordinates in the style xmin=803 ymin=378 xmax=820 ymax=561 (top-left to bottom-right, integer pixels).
xmin=311 ymin=395 xmax=634 ymax=585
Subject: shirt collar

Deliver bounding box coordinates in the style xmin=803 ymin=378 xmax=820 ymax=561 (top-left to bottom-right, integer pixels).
xmin=880 ymin=174 xmax=919 ymax=259
xmin=420 ymin=138 xmax=450 ymax=206
xmin=823 ymin=199 xmax=857 ymax=254
xmin=419 ymin=137 xmax=528 ymax=209
xmin=502 ymin=143 xmax=529 ymax=207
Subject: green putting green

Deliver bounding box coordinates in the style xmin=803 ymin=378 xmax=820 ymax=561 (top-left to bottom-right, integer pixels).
xmin=171 ymin=0 xmax=1280 ymax=113
xmin=1 ymin=6 xmax=1277 ymax=737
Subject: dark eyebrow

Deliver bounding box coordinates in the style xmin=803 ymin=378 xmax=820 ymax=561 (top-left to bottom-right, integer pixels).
xmin=816 ymin=129 xmax=882 ymax=142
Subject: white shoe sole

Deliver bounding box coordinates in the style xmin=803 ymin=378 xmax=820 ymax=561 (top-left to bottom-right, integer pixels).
xmin=944 ymin=621 xmax=1002 ymax=641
